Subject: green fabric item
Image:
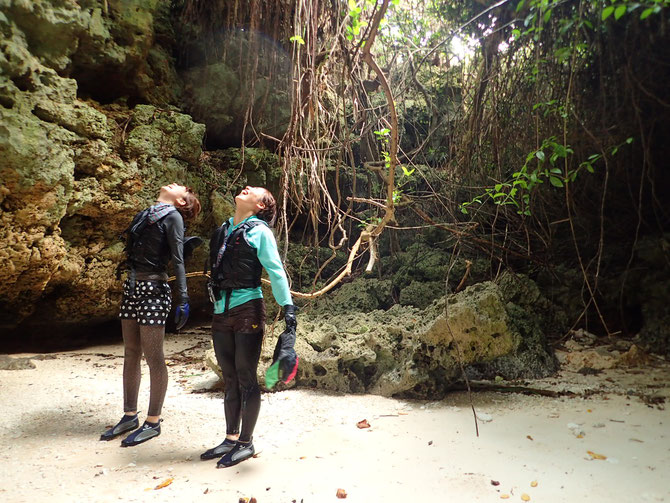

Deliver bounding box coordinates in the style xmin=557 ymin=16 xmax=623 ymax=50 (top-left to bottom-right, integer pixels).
xmin=264 ymin=360 xmax=281 ymax=389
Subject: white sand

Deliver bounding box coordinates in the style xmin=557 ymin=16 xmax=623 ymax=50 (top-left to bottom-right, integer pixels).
xmin=1 ymin=330 xmax=669 ymax=502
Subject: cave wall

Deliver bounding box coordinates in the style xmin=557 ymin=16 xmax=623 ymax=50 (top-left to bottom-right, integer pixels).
xmin=0 ymin=0 xmax=202 ymax=340
xmin=0 ymin=0 xmax=294 ymax=346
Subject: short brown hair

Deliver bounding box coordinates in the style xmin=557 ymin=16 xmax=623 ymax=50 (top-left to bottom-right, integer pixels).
xmin=177 ymin=187 xmax=201 ymax=222
xmin=257 ymin=188 xmax=277 ymax=226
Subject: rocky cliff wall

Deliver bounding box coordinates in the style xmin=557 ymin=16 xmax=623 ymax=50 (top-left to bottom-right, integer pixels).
xmin=0 ymin=0 xmax=203 ymax=339
xmin=0 ymin=1 xmax=294 ymax=346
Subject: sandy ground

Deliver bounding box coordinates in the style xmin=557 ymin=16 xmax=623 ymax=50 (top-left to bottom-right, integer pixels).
xmin=1 ymin=327 xmax=669 ymax=503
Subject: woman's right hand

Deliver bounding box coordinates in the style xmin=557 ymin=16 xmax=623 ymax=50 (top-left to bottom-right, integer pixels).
xmin=175 ymin=303 xmax=190 ymax=330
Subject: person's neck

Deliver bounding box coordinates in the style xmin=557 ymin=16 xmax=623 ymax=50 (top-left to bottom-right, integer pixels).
xmin=233 ymin=208 xmax=255 ymax=226
xmin=155 ymin=195 xmax=174 ymax=205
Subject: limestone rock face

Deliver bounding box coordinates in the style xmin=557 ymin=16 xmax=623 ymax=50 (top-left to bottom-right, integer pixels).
xmin=629 ymin=234 xmax=670 ymax=356
xmin=0 ymin=96 xmax=206 ymax=333
xmin=287 ymin=279 xmax=554 ymax=398
xmin=203 ymin=277 xmax=557 ymax=399
xmin=2 ymin=0 xmax=179 ymax=104
xmin=180 ymin=32 xmax=292 ymax=147
xmin=0 ymin=1 xmax=211 ymax=339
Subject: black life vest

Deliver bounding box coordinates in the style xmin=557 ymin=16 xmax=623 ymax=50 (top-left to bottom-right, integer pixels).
xmin=208 ymin=219 xmax=266 ymax=290
xmin=125 ymin=207 xmax=177 ymax=272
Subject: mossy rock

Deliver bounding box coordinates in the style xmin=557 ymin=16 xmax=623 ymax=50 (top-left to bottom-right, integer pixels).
xmin=308 ymin=278 xmax=394 ymax=316
xmin=398 ymin=280 xmax=444 ymax=309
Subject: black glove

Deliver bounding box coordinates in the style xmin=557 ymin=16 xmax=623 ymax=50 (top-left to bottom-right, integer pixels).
xmin=183 ymin=236 xmax=203 ymax=261
xmin=174 ymin=302 xmax=190 ymax=331
xmin=283 ymin=304 xmax=297 ymax=333
xmin=269 ymin=305 xmax=298 ymax=386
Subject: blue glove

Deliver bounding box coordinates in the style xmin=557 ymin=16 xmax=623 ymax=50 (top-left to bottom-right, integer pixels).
xmin=174 ymin=303 xmax=190 ymax=331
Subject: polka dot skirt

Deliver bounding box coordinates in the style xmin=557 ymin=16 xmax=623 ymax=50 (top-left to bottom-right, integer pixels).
xmin=118 ymin=280 xmax=172 ymax=326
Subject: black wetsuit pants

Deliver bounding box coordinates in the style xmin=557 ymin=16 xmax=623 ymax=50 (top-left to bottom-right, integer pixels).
xmin=212 ymin=299 xmax=266 ymax=443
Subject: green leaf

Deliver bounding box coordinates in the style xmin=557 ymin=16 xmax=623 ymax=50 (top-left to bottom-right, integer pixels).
xmin=536 ymin=151 xmax=546 ymax=162
xmin=614 ymin=4 xmax=627 ymax=20
xmin=495 ymin=183 xmax=502 ymax=191
xmin=640 ymin=7 xmax=654 ymax=19
xmin=549 ymin=176 xmax=564 ymax=187
xmin=289 ymin=35 xmax=305 ymax=45
xmin=602 ymin=5 xmax=615 ymax=20
xmin=524 ymin=12 xmax=535 ymax=27
xmin=512 ymin=28 xmax=521 ymax=38
xmin=559 ymin=19 xmax=574 ymax=35
xmin=460 ymin=206 xmax=469 ymax=214
xmin=550 ymin=167 xmax=562 ymax=174
xmin=586 ymin=163 xmax=595 ymax=173
xmin=516 ymin=0 xmax=526 ymax=13
xmin=554 ymin=144 xmax=567 ymax=157
xmin=626 ymin=137 xmax=634 ymax=144
xmin=555 ymin=47 xmax=571 ymax=62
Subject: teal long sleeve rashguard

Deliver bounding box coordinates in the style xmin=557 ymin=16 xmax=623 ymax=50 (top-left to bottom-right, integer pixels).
xmin=213 ymin=216 xmax=293 ymax=314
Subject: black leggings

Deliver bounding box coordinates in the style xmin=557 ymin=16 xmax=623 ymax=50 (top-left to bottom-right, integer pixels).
xmin=121 ymin=320 xmax=168 ymax=417
xmin=211 ymin=299 xmax=265 ymax=443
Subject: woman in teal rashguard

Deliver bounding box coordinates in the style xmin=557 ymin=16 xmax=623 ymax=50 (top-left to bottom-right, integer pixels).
xmin=201 ymin=186 xmax=297 ymax=468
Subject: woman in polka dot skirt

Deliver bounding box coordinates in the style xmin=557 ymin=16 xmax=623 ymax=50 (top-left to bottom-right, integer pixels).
xmin=100 ymin=183 xmax=201 ymax=447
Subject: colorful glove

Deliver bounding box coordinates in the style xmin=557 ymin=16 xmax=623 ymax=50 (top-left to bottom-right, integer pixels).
xmin=174 ymin=303 xmax=190 ymax=331
xmin=265 ymin=305 xmax=298 ymax=389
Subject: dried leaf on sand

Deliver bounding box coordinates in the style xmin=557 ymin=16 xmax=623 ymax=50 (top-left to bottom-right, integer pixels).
xmin=153 ymin=478 xmax=174 ymax=490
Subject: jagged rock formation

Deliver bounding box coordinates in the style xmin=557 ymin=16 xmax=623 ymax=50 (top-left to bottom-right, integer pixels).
xmin=0 ymin=99 xmax=206 ymax=332
xmin=0 ymin=1 xmax=293 ymax=342
xmin=179 ymin=31 xmax=293 ymax=147
xmin=0 ymin=1 xmax=205 ymax=336
xmin=204 ymin=274 xmax=559 ymax=398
